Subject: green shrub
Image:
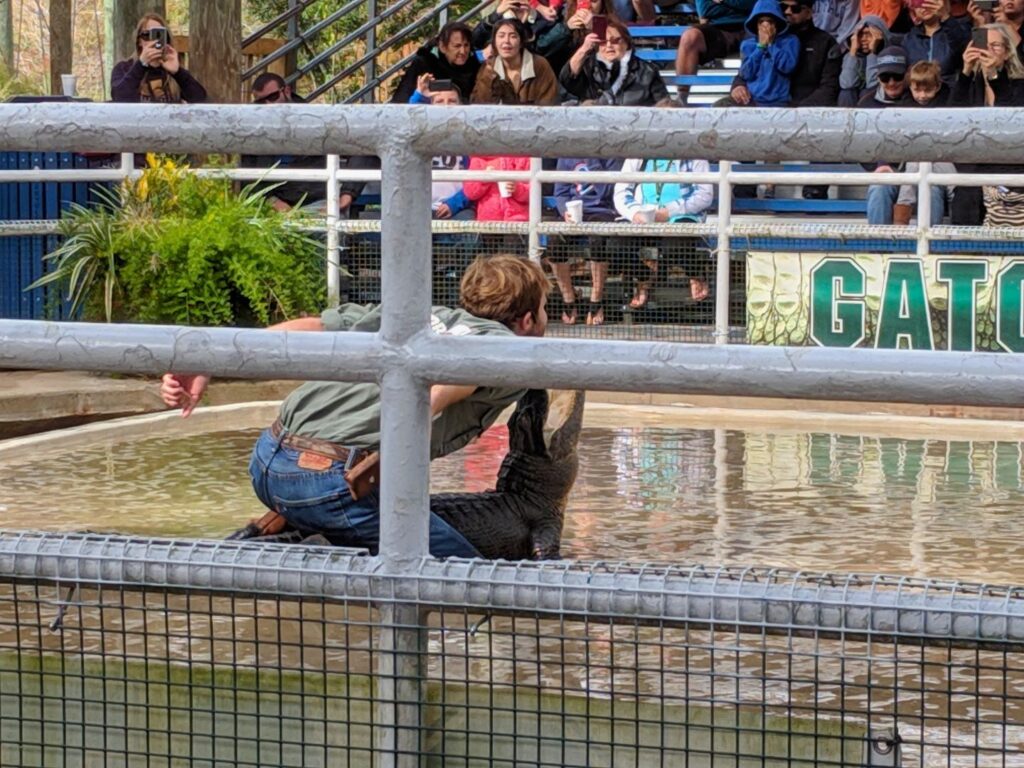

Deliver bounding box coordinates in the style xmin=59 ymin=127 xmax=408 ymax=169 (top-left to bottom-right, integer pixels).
xmin=30 ymin=155 xmax=325 ymax=326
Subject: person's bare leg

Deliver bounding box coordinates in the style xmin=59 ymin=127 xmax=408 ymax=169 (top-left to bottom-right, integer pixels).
xmin=587 ymin=260 xmax=609 ymax=325
xmin=633 ymin=0 xmax=657 ymax=24
xmin=675 ymin=28 xmax=706 ymax=104
xmin=690 ymin=277 xmax=709 ymax=301
xmin=550 ymin=261 xmax=578 ymax=324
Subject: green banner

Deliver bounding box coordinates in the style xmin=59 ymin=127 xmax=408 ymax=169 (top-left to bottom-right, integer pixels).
xmin=746 ymin=252 xmax=1024 ymax=351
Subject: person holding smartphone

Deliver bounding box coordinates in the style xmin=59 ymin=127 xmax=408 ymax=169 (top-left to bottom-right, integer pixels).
xmin=901 ymin=0 xmax=972 ymax=87
xmin=948 ymin=22 xmax=1024 ymax=225
xmin=560 ymin=17 xmax=669 ymax=105
xmin=389 ymin=22 xmax=480 ymax=103
xmin=111 ymin=13 xmax=207 ymax=103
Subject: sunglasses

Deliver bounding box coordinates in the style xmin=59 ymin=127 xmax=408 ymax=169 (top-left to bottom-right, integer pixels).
xmin=254 ymin=88 xmax=286 ymax=104
xmin=138 ymin=28 xmax=169 ymax=41
xmin=878 ymin=72 xmax=904 ymax=83
xmin=780 ymin=3 xmax=805 ymax=12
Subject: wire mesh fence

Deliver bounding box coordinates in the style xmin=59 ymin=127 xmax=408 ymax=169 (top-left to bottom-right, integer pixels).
xmin=2 ymin=533 xmax=1022 ymax=767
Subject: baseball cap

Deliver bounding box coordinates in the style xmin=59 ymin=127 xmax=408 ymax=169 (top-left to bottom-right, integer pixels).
xmin=876 ymin=46 xmax=908 ymax=77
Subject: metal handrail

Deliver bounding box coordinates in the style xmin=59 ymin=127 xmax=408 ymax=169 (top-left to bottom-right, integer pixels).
xmin=333 ymin=0 xmax=493 ymax=102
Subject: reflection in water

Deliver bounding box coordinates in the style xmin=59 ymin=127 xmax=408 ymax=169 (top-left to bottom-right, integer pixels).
xmin=2 ymin=426 xmax=1023 ymax=582
xmin=2 ymin=423 xmax=1023 ymax=765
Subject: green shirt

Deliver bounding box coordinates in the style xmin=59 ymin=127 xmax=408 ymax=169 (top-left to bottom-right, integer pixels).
xmin=278 ymin=304 xmax=525 ymax=459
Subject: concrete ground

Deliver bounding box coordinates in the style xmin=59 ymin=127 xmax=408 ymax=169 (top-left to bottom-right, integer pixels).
xmin=4 ymin=369 xmax=1024 ymax=441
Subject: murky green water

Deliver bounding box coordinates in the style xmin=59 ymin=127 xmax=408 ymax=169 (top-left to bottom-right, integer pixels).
xmin=2 ymin=425 xmax=1022 ymax=583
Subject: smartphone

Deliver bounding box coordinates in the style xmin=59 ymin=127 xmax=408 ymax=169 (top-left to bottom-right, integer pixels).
xmin=591 ymin=14 xmax=607 ymax=41
xmin=152 ymin=27 xmax=170 ymax=50
xmin=975 ymin=0 xmax=996 ymax=10
xmin=428 ymin=79 xmax=454 ymax=91
xmin=972 ymin=27 xmax=989 ymax=49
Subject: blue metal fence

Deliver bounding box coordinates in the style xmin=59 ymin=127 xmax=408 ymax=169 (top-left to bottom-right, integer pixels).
xmin=0 ymin=151 xmax=93 ymax=320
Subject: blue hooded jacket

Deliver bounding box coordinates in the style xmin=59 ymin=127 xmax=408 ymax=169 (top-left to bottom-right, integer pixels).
xmin=738 ymin=0 xmax=801 ymax=106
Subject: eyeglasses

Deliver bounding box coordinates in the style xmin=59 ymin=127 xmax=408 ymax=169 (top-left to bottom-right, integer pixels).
xmin=604 ymin=35 xmax=625 ymax=45
xmin=990 ymin=42 xmax=1008 ymax=51
xmin=254 ymin=88 xmax=286 ymax=104
xmin=878 ymin=72 xmax=904 ymax=83
xmin=138 ymin=28 xmax=168 ymax=41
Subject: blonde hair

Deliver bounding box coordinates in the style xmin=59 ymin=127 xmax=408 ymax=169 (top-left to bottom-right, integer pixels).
xmin=971 ymin=24 xmax=1024 ymax=79
xmin=909 ymin=60 xmax=941 ymax=90
xmin=460 ymin=254 xmax=549 ymax=329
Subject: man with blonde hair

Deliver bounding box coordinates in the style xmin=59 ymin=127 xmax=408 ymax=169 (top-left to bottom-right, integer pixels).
xmin=161 ymin=254 xmax=549 ymax=557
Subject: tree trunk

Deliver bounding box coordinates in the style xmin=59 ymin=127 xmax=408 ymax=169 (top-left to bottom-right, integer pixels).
xmin=49 ymin=0 xmax=73 ymax=95
xmin=189 ymin=0 xmax=241 ymax=103
xmin=0 ymin=0 xmax=13 ymax=72
xmin=106 ymin=0 xmax=166 ymax=70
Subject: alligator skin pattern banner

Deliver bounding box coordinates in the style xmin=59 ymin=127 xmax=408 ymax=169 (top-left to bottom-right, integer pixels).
xmin=746 ymin=252 xmax=1024 ymax=352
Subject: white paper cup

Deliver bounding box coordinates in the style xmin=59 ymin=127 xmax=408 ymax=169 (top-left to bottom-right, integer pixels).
xmin=498 ymin=181 xmax=513 ymax=199
xmin=566 ymin=200 xmax=584 ymax=223
xmin=61 ymin=74 xmax=77 ymax=98
xmin=637 ymin=204 xmax=658 ymax=224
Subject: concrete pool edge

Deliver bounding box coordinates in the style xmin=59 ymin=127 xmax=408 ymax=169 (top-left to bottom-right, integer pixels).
xmin=3 ymin=398 xmax=1024 ymax=466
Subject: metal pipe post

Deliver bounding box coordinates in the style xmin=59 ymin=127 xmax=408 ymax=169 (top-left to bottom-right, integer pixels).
xmin=715 ymin=161 xmax=733 ymax=344
xmin=376 ymin=143 xmax=433 ymax=768
xmin=917 ymin=161 xmax=933 ymax=259
xmin=528 ymin=156 xmax=543 ymax=263
xmin=326 ymin=153 xmax=341 ymax=305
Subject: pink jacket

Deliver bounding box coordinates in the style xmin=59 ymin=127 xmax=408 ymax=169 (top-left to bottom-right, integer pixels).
xmin=463 ymin=156 xmax=531 ymax=222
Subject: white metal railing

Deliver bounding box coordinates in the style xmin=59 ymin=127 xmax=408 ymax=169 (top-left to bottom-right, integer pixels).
xmin=5 ymin=151 xmax=1024 ymax=343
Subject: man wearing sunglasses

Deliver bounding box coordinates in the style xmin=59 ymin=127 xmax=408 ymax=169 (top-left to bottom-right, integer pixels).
xmin=856 ymin=46 xmax=914 ymax=225
xmin=240 ymin=73 xmax=372 ymax=215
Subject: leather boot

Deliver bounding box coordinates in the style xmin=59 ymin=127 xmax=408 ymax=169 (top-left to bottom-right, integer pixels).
xmin=892 ymin=203 xmax=913 ymax=225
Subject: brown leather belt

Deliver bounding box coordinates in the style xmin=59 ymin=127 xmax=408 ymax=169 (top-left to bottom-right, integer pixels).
xmin=270 ymin=419 xmax=365 ymax=466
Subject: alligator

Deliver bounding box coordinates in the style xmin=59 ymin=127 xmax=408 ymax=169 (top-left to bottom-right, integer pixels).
xmin=228 ymin=389 xmax=585 ymax=561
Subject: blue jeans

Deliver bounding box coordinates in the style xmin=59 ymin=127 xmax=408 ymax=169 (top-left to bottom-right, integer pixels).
xmin=867 ymin=184 xmax=945 ymax=225
xmin=248 ymin=428 xmax=480 ymax=558
xmin=610 ymin=0 xmax=636 ymax=20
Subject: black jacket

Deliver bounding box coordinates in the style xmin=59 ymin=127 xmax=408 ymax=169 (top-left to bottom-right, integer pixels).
xmin=856 ymin=87 xmax=914 ymax=171
xmin=948 ymin=69 xmax=1024 ymax=184
xmin=559 ymin=52 xmax=669 ymax=106
xmin=732 ymin=22 xmax=840 ymax=106
xmin=389 ymin=42 xmax=480 ymax=103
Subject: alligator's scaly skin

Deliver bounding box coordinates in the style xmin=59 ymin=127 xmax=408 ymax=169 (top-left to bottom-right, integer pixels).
xmin=430 ymin=389 xmax=585 ymax=561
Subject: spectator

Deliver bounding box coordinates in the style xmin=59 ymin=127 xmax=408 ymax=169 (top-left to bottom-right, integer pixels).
xmin=408 ymin=82 xmax=475 ymax=220
xmin=862 ymin=0 xmax=906 ymax=28
xmin=471 ymin=18 xmax=560 ymax=104
xmin=604 ymin=0 xmax=658 ymax=24
xmin=239 ymin=73 xmax=371 ymax=217
xmin=613 ymin=101 xmax=714 ymax=309
xmin=813 ymin=0 xmax=861 ymax=46
xmin=463 ymin=155 xmax=531 ymax=222
xmin=674 ymin=0 xmax=758 ymax=104
xmin=901 ymin=0 xmax=972 ymax=87
xmin=993 ymin=0 xmax=1024 ymax=58
xmin=893 ymin=61 xmax=952 ymax=224
xmin=948 ymin=23 xmax=1024 ymax=224
xmin=548 ymin=155 xmax=624 ymax=325
xmin=472 ymin=0 xmax=573 ymax=75
xmin=560 ymin=19 xmax=669 ymax=104
xmin=733 ymin=0 xmax=802 ymax=107
xmin=839 ymin=14 xmax=891 ymax=104
xmin=857 ymin=46 xmax=913 ymax=225
xmin=730 ymin=0 xmax=841 ymax=106
xmin=390 ymin=22 xmax=480 ymax=103
xmin=111 ymin=14 xmax=206 ymax=103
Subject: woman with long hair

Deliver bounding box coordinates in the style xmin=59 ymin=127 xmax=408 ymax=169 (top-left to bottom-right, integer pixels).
xmin=110 ymin=13 xmax=207 ymax=103
xmin=471 ymin=18 xmax=559 ymax=105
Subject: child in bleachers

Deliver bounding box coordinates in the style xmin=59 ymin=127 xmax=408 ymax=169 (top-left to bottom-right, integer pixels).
xmin=839 ymin=14 xmax=891 ymax=105
xmin=893 ymin=61 xmax=954 ymax=224
xmin=737 ymin=0 xmax=801 ymax=106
